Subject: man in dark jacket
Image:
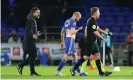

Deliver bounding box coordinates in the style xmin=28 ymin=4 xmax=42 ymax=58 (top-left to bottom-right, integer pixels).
xmin=126 ymin=29 xmax=133 ymax=66
xmin=16 ymin=7 xmax=41 ymax=76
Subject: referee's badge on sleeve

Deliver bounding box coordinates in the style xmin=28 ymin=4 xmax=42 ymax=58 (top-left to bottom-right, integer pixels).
xmin=92 ymin=25 xmax=96 ymax=29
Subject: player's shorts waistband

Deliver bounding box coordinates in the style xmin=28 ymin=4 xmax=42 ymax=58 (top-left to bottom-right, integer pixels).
xmin=65 ymin=37 xmax=75 ymax=40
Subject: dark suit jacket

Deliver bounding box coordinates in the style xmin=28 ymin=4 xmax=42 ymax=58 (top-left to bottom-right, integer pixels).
xmin=23 ymin=16 xmax=38 ymax=51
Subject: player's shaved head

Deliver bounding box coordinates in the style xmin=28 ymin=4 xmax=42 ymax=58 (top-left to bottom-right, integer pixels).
xmin=72 ymin=11 xmax=81 ymax=21
xmin=73 ymin=11 xmax=81 ymax=18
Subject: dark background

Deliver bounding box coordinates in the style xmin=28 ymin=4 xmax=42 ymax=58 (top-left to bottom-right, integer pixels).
xmin=1 ymin=0 xmax=133 ymax=42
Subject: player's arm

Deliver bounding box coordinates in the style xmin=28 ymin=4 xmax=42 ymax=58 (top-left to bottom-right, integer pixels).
xmin=61 ymin=28 xmax=65 ymax=48
xmin=94 ymin=31 xmax=107 ymax=42
xmin=92 ymin=25 xmax=107 ymax=42
xmin=94 ymin=31 xmax=103 ymax=39
xmin=85 ymin=26 xmax=87 ymax=37
xmin=70 ymin=27 xmax=82 ymax=35
xmin=97 ymin=26 xmax=108 ymax=35
xmin=61 ymin=28 xmax=65 ymax=43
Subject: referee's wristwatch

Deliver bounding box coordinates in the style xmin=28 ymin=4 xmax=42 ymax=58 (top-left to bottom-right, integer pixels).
xmin=107 ymin=33 xmax=111 ymax=36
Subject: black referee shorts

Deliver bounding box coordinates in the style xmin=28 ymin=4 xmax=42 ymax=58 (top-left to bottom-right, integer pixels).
xmin=84 ymin=42 xmax=100 ymax=56
xmin=78 ymin=38 xmax=86 ymax=57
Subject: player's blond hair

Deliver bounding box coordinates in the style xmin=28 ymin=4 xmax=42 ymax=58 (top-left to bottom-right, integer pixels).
xmin=73 ymin=11 xmax=81 ymax=18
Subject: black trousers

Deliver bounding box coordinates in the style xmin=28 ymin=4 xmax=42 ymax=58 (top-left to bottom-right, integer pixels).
xmin=128 ymin=51 xmax=133 ymax=66
xmin=19 ymin=50 xmax=37 ymax=73
xmin=101 ymin=47 xmax=113 ymax=65
xmin=23 ymin=51 xmax=28 ymax=60
xmin=105 ymin=47 xmax=113 ymax=65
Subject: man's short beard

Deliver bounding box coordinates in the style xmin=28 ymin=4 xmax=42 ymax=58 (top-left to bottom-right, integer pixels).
xmin=75 ymin=19 xmax=78 ymax=22
xmin=37 ymin=15 xmax=40 ymax=18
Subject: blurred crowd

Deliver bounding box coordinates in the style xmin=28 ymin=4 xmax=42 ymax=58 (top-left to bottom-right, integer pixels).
xmin=1 ymin=31 xmax=21 ymax=43
xmin=1 ymin=0 xmax=133 ymax=43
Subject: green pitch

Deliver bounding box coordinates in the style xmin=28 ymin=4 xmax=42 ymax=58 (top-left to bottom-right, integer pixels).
xmin=1 ymin=66 xmax=133 ymax=79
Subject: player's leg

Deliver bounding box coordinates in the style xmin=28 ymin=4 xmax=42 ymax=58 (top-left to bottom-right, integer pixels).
xmin=94 ymin=43 xmax=112 ymax=76
xmin=81 ymin=49 xmax=88 ymax=73
xmin=80 ymin=50 xmax=88 ymax=73
xmin=79 ymin=39 xmax=88 ymax=73
xmin=70 ymin=40 xmax=90 ymax=76
xmin=95 ymin=53 xmax=103 ymax=74
xmin=70 ymin=55 xmax=89 ymax=76
xmin=81 ymin=60 xmax=88 ymax=72
xmin=93 ymin=43 xmax=103 ymax=75
xmin=72 ymin=51 xmax=87 ymax=76
xmin=56 ymin=37 xmax=72 ymax=75
xmin=56 ymin=54 xmax=69 ymax=75
xmin=71 ymin=38 xmax=81 ymax=74
xmin=72 ymin=53 xmax=80 ymax=73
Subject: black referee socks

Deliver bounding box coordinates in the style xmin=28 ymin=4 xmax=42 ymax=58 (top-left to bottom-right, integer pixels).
xmin=96 ymin=59 xmax=104 ymax=74
xmin=73 ymin=58 xmax=85 ymax=71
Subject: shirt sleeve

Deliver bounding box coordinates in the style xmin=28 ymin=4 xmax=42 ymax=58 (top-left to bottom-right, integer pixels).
xmin=64 ymin=20 xmax=70 ymax=28
xmin=28 ymin=19 xmax=37 ymax=36
xmin=91 ymin=20 xmax=97 ymax=32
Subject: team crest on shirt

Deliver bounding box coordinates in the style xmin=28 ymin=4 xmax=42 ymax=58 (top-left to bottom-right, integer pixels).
xmin=73 ymin=23 xmax=76 ymax=26
xmin=92 ymin=25 xmax=96 ymax=29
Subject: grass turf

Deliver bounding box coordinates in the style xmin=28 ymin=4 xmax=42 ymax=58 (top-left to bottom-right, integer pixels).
xmin=1 ymin=66 xmax=133 ymax=79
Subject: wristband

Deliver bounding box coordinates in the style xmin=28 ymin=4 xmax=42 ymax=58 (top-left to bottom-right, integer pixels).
xmin=107 ymin=33 xmax=111 ymax=36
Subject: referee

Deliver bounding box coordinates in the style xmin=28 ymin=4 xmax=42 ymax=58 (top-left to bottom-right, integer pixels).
xmin=16 ymin=7 xmax=41 ymax=76
xmin=70 ymin=7 xmax=112 ymax=76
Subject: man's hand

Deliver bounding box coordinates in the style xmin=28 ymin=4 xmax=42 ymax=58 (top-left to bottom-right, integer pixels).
xmin=33 ymin=34 xmax=38 ymax=39
xmin=37 ymin=31 xmax=41 ymax=36
xmin=61 ymin=42 xmax=64 ymax=48
xmin=78 ymin=27 xmax=82 ymax=30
